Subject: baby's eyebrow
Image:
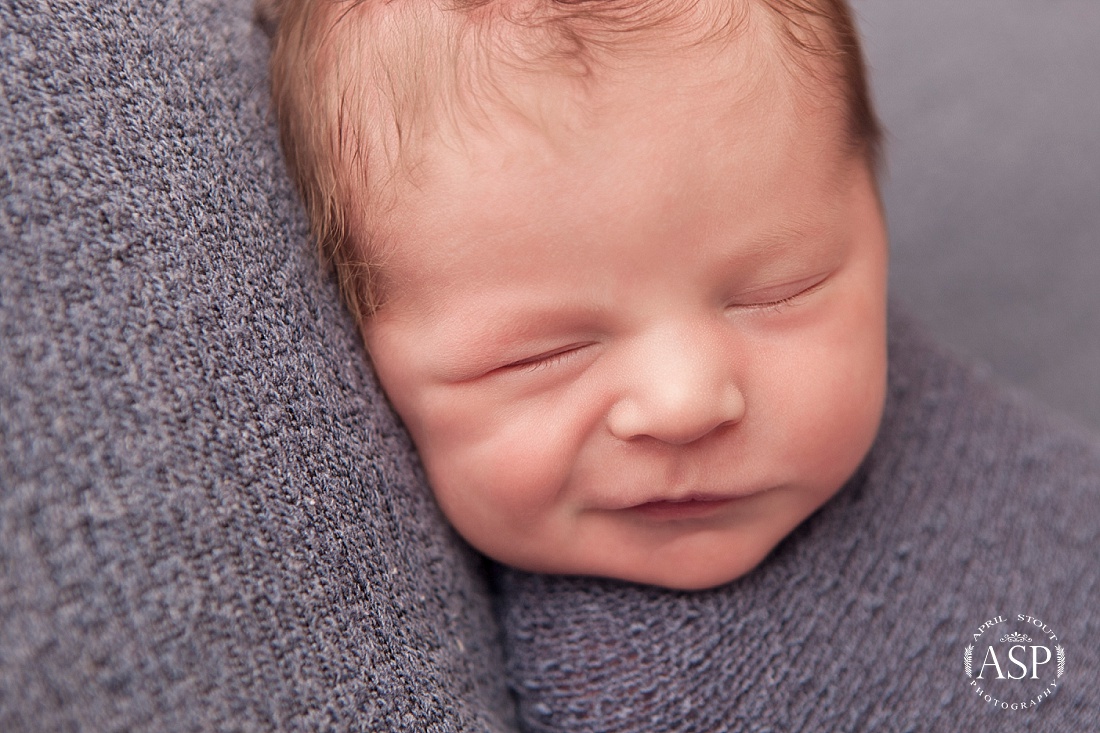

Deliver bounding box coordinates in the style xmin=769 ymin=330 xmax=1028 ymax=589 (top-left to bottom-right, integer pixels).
xmin=744 ymin=218 xmax=836 ymax=255
xmin=686 ymin=222 xmax=840 ymax=282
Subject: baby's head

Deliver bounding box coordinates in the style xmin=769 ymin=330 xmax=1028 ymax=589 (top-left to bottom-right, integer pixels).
xmin=270 ymin=0 xmax=888 ymax=589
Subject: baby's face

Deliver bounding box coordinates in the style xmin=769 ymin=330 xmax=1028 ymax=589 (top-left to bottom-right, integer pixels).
xmin=363 ymin=40 xmax=888 ymax=589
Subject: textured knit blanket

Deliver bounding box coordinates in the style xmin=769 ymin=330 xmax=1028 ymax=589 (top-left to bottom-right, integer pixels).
xmin=494 ymin=313 xmax=1100 ymax=732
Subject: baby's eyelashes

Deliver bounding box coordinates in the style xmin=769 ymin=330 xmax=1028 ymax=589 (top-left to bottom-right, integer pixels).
xmin=725 ymin=272 xmax=833 ymax=313
xmin=499 ymin=342 xmax=599 ymax=374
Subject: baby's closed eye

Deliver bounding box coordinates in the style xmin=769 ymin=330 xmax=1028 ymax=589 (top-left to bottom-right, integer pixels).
xmin=726 ymin=272 xmax=833 ymax=313
xmin=499 ymin=342 xmax=599 ymax=373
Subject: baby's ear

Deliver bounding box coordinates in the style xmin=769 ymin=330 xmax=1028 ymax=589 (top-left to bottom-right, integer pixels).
xmin=253 ymin=0 xmax=284 ymax=38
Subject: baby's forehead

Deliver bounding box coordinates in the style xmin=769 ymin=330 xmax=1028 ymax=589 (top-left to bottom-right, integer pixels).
xmin=368 ymin=66 xmax=862 ymax=318
xmin=339 ymin=0 xmax=850 ymax=175
xmin=300 ymin=1 xmax=875 ymax=319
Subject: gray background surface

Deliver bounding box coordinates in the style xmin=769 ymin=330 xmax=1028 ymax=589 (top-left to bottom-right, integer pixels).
xmin=855 ymin=0 xmax=1100 ymax=430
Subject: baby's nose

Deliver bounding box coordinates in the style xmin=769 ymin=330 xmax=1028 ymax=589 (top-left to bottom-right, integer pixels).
xmin=606 ymin=326 xmax=745 ymax=446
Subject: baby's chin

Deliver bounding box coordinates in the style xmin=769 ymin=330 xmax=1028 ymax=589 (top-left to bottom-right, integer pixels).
xmin=494 ymin=534 xmax=783 ymax=591
xmin=596 ymin=553 xmax=773 ymax=591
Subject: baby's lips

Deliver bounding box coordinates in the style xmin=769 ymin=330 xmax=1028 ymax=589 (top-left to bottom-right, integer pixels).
xmin=618 ymin=483 xmax=778 ymax=510
xmin=627 ymin=496 xmax=738 ymax=521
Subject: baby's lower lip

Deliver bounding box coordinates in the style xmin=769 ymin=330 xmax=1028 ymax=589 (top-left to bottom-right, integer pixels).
xmin=629 ymin=497 xmax=735 ymax=521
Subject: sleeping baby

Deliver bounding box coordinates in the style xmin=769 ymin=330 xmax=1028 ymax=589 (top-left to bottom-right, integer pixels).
xmin=266 ymin=0 xmax=886 ymax=590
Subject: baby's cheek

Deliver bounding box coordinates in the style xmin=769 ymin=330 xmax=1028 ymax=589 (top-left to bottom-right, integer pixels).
xmin=757 ymin=323 xmax=884 ymax=486
xmin=802 ymin=337 xmax=886 ymax=481
xmin=435 ymin=408 xmax=581 ymax=525
xmin=419 ymin=406 xmax=589 ymax=568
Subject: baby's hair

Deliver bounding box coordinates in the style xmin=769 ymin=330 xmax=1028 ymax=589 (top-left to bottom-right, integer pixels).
xmin=263 ymin=0 xmax=881 ymax=321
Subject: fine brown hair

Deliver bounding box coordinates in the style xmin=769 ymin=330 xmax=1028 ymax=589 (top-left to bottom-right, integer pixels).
xmin=264 ymin=0 xmax=881 ymax=321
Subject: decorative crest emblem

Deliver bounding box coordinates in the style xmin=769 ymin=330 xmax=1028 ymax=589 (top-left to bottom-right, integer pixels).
xmin=962 ymin=613 xmax=1068 ymax=712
